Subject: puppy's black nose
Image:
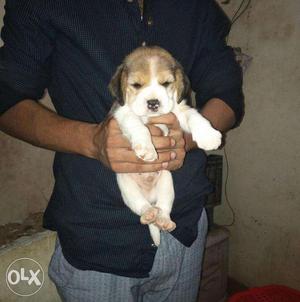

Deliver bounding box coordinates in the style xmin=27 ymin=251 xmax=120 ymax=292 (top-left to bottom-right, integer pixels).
xmin=147 ymin=99 xmax=160 ymax=111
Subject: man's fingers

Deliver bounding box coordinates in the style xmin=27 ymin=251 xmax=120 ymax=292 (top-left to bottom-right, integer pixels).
xmin=107 ymin=148 xmax=176 ymax=164
xmin=148 ymin=113 xmax=179 ymax=129
xmin=148 ymin=112 xmax=175 ymax=124
xmin=110 ymin=156 xmax=185 ymax=173
xmin=165 ymin=159 xmax=184 ymax=171
xmin=110 ymin=157 xmax=186 ymax=173
xmin=152 ymin=135 xmax=176 ymax=150
xmin=147 ymin=124 xmax=164 ymax=136
xmin=110 ymin=162 xmax=167 ymax=173
xmin=106 ymin=133 xmax=183 ymax=151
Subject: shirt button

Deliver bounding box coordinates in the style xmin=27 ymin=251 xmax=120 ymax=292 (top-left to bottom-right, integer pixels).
xmin=151 ymin=243 xmax=156 ymax=247
xmin=142 ymin=41 xmax=146 ymax=46
xmin=147 ymin=17 xmax=153 ymax=26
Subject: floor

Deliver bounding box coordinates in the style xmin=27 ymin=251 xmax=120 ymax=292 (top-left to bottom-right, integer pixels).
xmin=227 ymin=277 xmax=248 ymax=299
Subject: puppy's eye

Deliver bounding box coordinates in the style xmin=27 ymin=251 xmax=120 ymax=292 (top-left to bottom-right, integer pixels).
xmin=131 ymin=83 xmax=142 ymax=89
xmin=161 ymin=81 xmax=172 ymax=88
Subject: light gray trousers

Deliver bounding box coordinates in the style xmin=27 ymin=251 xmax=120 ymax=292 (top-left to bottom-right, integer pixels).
xmin=48 ymin=210 xmax=208 ymax=302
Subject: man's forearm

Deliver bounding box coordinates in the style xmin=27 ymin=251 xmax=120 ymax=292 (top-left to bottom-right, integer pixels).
xmin=0 ymin=97 xmax=234 ymax=161
xmin=200 ymin=98 xmax=235 ymax=131
xmin=0 ymin=100 xmax=185 ymax=172
xmin=184 ymin=98 xmax=235 ymax=151
xmin=0 ymin=100 xmax=98 ymax=158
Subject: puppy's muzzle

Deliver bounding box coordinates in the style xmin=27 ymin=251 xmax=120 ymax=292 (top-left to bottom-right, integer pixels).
xmin=147 ymin=99 xmax=160 ymax=112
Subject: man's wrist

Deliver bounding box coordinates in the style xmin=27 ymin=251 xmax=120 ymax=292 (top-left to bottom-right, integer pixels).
xmin=77 ymin=122 xmax=100 ymax=160
xmin=200 ymin=98 xmax=235 ymax=132
xmin=183 ymin=132 xmax=197 ymax=152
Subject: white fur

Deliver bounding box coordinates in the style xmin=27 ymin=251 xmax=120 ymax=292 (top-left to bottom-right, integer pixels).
xmin=113 ymin=63 xmax=222 ymax=246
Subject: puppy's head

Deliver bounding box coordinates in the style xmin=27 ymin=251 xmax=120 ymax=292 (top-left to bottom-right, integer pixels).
xmin=108 ymin=46 xmax=191 ymax=116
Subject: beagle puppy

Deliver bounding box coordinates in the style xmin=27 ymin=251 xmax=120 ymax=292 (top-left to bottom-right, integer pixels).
xmin=109 ymin=46 xmax=221 ymax=246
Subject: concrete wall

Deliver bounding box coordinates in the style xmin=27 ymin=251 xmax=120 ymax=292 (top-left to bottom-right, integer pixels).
xmin=215 ymin=0 xmax=300 ymax=290
xmin=0 ymin=0 xmax=54 ymax=225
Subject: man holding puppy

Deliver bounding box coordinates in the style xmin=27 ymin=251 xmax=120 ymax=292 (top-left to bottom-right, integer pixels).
xmin=0 ymin=0 xmax=243 ymax=301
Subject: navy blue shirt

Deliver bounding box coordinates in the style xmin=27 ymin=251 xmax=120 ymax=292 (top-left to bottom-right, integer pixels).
xmin=0 ymin=0 xmax=243 ymax=277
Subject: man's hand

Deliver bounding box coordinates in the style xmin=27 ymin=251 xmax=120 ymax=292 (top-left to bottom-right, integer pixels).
xmin=92 ymin=113 xmax=186 ymax=173
xmin=148 ymin=113 xmax=186 ymax=171
xmin=0 ymin=100 xmax=188 ymax=173
xmin=0 ymin=98 xmax=234 ymax=174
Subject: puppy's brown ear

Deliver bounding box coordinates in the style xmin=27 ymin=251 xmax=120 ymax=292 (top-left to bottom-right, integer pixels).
xmin=175 ymin=62 xmax=192 ymax=104
xmin=108 ymin=64 xmax=126 ymax=106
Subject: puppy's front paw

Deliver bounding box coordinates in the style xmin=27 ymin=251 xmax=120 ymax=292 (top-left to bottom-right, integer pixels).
xmin=155 ymin=215 xmax=176 ymax=232
xmin=192 ymin=127 xmax=222 ymax=151
xmin=140 ymin=206 xmax=160 ymax=225
xmin=133 ymin=142 xmax=158 ymax=162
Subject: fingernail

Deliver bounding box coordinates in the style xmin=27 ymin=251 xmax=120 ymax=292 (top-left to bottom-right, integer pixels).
xmin=162 ymin=162 xmax=169 ymax=169
xmin=171 ymin=138 xmax=176 ymax=147
xmin=171 ymin=152 xmax=176 ymax=160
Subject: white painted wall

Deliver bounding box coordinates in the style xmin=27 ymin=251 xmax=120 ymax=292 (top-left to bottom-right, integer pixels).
xmin=215 ymin=0 xmax=300 ymax=290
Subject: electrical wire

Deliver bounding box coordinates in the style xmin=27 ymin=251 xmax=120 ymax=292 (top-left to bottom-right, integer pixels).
xmin=231 ymin=0 xmax=246 ymax=22
xmin=219 ymin=146 xmax=236 ymax=227
xmin=219 ymin=0 xmax=252 ymax=227
xmin=227 ymin=0 xmax=252 ymax=42
xmin=231 ymin=0 xmax=252 ymax=26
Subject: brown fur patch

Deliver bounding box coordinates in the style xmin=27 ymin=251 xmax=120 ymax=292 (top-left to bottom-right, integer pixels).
xmin=108 ymin=46 xmax=191 ymax=105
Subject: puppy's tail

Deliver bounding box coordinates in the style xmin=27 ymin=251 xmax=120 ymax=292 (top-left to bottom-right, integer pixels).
xmin=149 ymin=224 xmax=160 ymax=246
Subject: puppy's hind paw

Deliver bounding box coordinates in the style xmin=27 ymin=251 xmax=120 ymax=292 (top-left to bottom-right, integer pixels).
xmin=155 ymin=215 xmax=176 ymax=232
xmin=140 ymin=206 xmax=160 ymax=225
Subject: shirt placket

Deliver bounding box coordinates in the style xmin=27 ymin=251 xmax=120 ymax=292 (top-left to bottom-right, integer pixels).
xmin=126 ymin=0 xmax=154 ymax=47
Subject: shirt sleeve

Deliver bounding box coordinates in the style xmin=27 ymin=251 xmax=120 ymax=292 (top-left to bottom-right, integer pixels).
xmin=0 ymin=0 xmax=55 ymax=115
xmin=190 ymin=0 xmax=244 ymax=127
